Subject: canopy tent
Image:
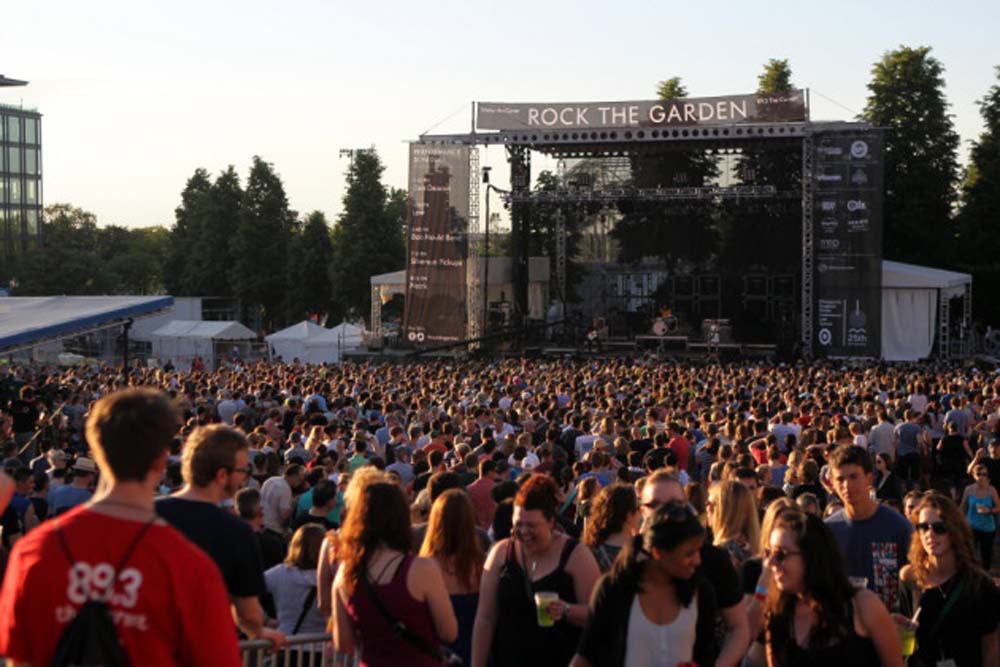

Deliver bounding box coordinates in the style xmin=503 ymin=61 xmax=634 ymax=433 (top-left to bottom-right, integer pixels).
xmin=0 ymin=296 xmax=173 ymax=353
xmin=265 ymin=320 xmax=329 ymax=363
xmin=150 ymin=320 xmax=256 ymax=371
xmin=304 ymin=322 xmax=364 ymax=363
xmin=882 ymin=260 xmax=972 ymax=361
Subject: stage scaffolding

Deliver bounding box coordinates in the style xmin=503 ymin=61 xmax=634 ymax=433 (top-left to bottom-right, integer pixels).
xmin=418 ymin=120 xmax=875 ymax=358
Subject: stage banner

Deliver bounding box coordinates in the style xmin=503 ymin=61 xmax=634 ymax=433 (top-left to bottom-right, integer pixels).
xmin=402 ymin=143 xmax=470 ymax=348
xmin=476 ymin=91 xmax=806 ymax=131
xmin=812 ymin=130 xmax=884 ymax=358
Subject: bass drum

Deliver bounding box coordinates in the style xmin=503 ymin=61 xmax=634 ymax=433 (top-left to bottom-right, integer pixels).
xmin=652 ymin=316 xmax=678 ymax=336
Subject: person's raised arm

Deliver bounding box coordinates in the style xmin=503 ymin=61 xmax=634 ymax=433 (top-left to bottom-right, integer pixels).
xmin=471 ymin=539 xmax=506 ymax=667
xmin=331 ymin=568 xmax=357 ymax=656
xmin=317 ymin=537 xmax=336 ymax=619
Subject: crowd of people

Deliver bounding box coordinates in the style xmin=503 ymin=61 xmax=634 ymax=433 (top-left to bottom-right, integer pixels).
xmin=0 ymin=355 xmax=999 ymax=666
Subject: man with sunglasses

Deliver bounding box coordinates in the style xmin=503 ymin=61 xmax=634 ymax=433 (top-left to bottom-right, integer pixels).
xmin=638 ymin=470 xmax=750 ymax=667
xmin=157 ymin=424 xmax=286 ymax=649
xmin=824 ymin=444 xmax=912 ymax=612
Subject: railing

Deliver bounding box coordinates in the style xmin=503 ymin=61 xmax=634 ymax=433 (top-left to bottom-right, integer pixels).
xmin=238 ymin=633 xmax=358 ymax=667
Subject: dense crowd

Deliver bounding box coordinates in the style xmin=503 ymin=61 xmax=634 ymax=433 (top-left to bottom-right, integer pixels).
xmin=0 ymin=356 xmax=999 ymax=666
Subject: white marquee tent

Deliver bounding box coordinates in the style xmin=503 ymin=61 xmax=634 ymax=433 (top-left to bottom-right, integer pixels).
xmin=881 ymin=260 xmax=972 ymax=361
xmin=265 ymin=320 xmax=329 ymax=363
xmin=150 ymin=320 xmax=257 ymax=370
xmin=304 ymin=322 xmax=364 ymax=363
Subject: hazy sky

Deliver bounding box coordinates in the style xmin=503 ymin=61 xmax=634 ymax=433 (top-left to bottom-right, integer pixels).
xmin=2 ymin=0 xmax=997 ymax=230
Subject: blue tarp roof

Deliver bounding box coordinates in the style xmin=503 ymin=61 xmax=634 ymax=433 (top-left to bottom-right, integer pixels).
xmin=0 ymin=296 xmax=174 ymax=351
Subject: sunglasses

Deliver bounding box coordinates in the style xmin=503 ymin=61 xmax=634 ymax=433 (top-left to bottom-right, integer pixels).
xmin=763 ymin=547 xmax=802 ymax=564
xmin=916 ymin=521 xmax=947 ymax=535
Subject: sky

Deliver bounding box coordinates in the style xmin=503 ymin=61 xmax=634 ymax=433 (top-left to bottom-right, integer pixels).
xmin=2 ymin=0 xmax=998 ymax=230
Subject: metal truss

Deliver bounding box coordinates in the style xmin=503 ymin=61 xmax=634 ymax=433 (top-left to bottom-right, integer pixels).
xmin=503 ymin=184 xmax=792 ymax=204
xmin=467 ymin=147 xmax=482 ymax=347
xmin=800 ymin=134 xmax=815 ymax=358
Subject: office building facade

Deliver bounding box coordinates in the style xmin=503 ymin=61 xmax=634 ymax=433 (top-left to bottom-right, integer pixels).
xmin=0 ymin=103 xmax=42 ymax=260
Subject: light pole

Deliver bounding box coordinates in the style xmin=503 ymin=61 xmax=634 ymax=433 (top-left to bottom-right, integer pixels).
xmin=482 ymin=166 xmax=492 ymax=335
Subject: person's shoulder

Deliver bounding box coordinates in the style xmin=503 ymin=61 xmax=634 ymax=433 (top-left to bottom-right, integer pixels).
xmin=874 ymin=504 xmax=912 ymax=530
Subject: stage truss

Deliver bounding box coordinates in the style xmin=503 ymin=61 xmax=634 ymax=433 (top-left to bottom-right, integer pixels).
xmin=420 ymin=120 xmax=872 ymax=358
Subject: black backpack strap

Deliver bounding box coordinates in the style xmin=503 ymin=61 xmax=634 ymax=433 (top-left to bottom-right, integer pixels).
xmin=55 ymin=514 xmax=157 ymax=594
xmin=291 ymin=586 xmax=317 ymax=635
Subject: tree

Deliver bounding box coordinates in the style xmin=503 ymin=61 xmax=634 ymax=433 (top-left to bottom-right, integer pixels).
xmin=189 ymin=166 xmax=242 ymax=296
xmin=164 ymin=169 xmax=212 ymax=295
xmin=99 ymin=224 xmax=170 ymax=294
xmin=329 ymin=149 xmax=406 ymax=323
xmin=863 ymin=46 xmax=961 ymax=265
xmin=229 ymin=156 xmax=296 ymax=329
xmin=286 ymin=211 xmax=334 ymax=321
xmin=957 ymin=66 xmax=1000 ymax=324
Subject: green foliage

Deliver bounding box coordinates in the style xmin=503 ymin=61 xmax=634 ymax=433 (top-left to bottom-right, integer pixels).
xmin=164 ymin=168 xmax=212 ymax=295
xmin=12 ymin=204 xmax=168 ymax=295
xmin=757 ymin=59 xmax=794 ymax=94
xmin=229 ymin=156 xmax=296 ymax=329
xmin=863 ymin=46 xmax=961 ymax=264
xmin=957 ymin=66 xmax=1000 ymax=324
xmin=329 ymin=150 xmax=406 ymax=324
xmin=286 ymin=211 xmax=335 ymax=321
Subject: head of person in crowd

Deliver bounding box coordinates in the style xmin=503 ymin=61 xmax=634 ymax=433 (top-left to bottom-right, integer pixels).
xmin=582 ymin=483 xmax=640 ymax=548
xmin=336 ymin=480 xmax=411 ymax=594
xmin=827 ymin=444 xmax=875 ymax=515
xmin=639 ymin=469 xmax=686 ymax=523
xmin=795 ymin=492 xmax=820 ymax=517
xmin=285 ymin=523 xmax=324 ymax=572
xmin=419 ymin=488 xmax=484 ymax=591
xmin=512 ymin=474 xmax=562 ymax=555
xmin=235 ymin=487 xmax=264 ymax=530
xmin=708 ymin=479 xmax=761 ymax=561
xmin=181 ymin=424 xmax=250 ymax=500
xmin=903 ymin=490 xmax=923 ymax=523
xmin=685 ymin=482 xmax=707 ymax=521
xmin=87 ymin=387 xmax=180 ymax=489
xmin=905 ymin=492 xmax=981 ymax=589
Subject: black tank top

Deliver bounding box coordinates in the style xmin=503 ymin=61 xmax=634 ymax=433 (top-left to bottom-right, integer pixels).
xmin=771 ymin=599 xmax=880 ymax=667
xmin=492 ymin=537 xmax=581 ymax=667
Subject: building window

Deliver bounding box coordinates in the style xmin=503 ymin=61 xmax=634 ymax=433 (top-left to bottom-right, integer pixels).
xmin=25 ymin=209 xmax=38 ymax=235
xmin=24 ymin=118 xmax=37 ymax=144
xmin=8 ymin=209 xmax=21 ymax=236
xmin=5 ymin=117 xmax=19 ymax=143
xmin=7 ymin=147 xmax=20 ymax=173
xmin=9 ymin=178 xmax=21 ymax=204
xmin=0 ymin=178 xmax=6 ymax=204
xmin=25 ymin=179 xmax=38 ymax=205
xmin=25 ymin=149 xmax=37 ymax=175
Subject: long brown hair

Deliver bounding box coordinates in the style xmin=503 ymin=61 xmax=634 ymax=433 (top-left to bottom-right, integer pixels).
xmin=904 ymin=492 xmax=983 ymax=589
xmin=286 ymin=524 xmax=325 ymax=570
xmin=764 ymin=508 xmax=855 ymax=664
xmin=419 ymin=489 xmax=484 ymax=591
xmin=336 ymin=481 xmax=412 ymax=595
xmin=582 ymin=484 xmax=638 ymax=547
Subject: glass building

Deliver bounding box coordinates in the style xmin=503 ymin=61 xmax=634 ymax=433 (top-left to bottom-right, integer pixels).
xmin=0 ymin=102 xmax=43 ymax=260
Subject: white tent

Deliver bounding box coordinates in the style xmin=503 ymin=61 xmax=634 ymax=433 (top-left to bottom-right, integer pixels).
xmin=265 ymin=320 xmax=329 ymax=363
xmin=304 ymin=322 xmax=364 ymax=363
xmin=882 ymin=260 xmax=972 ymax=361
xmin=150 ymin=320 xmax=257 ymax=371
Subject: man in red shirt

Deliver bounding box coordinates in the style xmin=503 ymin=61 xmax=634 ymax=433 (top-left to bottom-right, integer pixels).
xmin=465 ymin=458 xmax=497 ymax=530
xmin=0 ymin=388 xmax=241 ymax=667
xmin=665 ymin=422 xmax=691 ymax=471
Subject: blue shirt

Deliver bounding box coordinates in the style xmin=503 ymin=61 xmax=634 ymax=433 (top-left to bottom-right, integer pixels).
xmin=48 ymin=485 xmax=93 ymax=516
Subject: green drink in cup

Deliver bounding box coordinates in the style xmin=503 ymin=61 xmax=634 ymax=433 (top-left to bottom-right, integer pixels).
xmin=893 ymin=615 xmax=917 ymax=657
xmin=534 ymin=591 xmax=559 ymax=627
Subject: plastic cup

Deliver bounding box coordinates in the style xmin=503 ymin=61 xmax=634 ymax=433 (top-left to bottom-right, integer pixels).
xmin=534 ymin=591 xmax=559 ymax=627
xmin=895 ymin=618 xmax=917 ymax=657
xmin=848 ymin=576 xmax=868 ymax=590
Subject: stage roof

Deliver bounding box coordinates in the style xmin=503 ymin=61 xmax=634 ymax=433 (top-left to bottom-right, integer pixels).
xmin=882 ymin=260 xmax=971 ymax=290
xmin=0 ymin=296 xmax=174 ymax=352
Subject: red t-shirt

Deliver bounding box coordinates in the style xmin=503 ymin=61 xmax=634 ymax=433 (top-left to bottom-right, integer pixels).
xmin=0 ymin=506 xmax=241 ymax=667
xmin=667 ymin=436 xmax=691 ymax=470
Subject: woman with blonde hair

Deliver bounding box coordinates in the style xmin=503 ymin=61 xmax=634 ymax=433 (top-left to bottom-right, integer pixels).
xmin=899 ymin=493 xmax=999 ymax=667
xmin=708 ymin=480 xmax=760 ymax=568
xmin=420 ymin=488 xmax=486 ymax=666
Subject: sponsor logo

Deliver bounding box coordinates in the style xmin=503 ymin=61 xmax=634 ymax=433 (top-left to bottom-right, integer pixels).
xmin=821 ymin=200 xmax=837 ymax=212
xmin=821 ymin=218 xmax=839 ymax=233
xmin=818 ymin=328 xmax=833 ymax=346
xmin=850 ymin=140 xmax=869 ymax=159
xmin=407 ymin=331 xmax=427 ymax=342
xmin=818 ymin=146 xmax=844 ymax=157
xmin=847 ymin=218 xmax=869 ymax=232
xmin=819 ymin=238 xmax=841 ymax=250
xmin=851 ymin=168 xmax=869 ymax=185
xmin=817 ymin=173 xmax=842 ymax=182
xmin=847 ymin=200 xmax=866 ymax=212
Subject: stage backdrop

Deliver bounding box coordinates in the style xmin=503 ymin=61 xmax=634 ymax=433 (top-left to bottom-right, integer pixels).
xmin=812 ymin=129 xmax=884 ymax=358
xmin=402 ymin=143 xmax=470 ymax=348
xmin=476 ymin=91 xmax=806 ymax=131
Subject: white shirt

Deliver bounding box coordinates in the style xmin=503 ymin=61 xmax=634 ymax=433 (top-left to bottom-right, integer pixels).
xmin=624 ymin=593 xmax=697 ymax=667
xmin=260 ymin=476 xmax=293 ymax=534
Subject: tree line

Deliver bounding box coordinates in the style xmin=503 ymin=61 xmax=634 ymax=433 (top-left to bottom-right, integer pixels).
xmin=4 ymin=150 xmax=406 ymax=331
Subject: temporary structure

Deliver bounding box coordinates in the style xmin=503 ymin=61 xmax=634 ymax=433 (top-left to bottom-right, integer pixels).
xmin=150 ymin=320 xmax=256 ymax=371
xmin=304 ymin=322 xmax=364 ymax=363
xmin=265 ymin=320 xmax=329 ymax=363
xmin=881 ymin=260 xmax=972 ymax=361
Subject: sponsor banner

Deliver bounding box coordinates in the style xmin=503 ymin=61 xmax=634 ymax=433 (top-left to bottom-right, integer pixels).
xmin=402 ymin=143 xmax=470 ymax=347
xmin=812 ymin=131 xmax=884 ymax=357
xmin=476 ymin=90 xmax=807 ymax=131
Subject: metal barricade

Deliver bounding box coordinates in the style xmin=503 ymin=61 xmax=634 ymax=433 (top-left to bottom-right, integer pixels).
xmin=238 ymin=633 xmax=357 ymax=667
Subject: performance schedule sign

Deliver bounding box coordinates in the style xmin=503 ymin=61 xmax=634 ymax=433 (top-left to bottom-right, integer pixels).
xmin=402 ymin=143 xmax=470 ymax=348
xmin=812 ymin=130 xmax=884 ymax=358
xmin=476 ymin=91 xmax=807 ymax=131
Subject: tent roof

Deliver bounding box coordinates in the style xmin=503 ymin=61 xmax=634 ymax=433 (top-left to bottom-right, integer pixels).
xmin=0 ymin=295 xmax=173 ymax=352
xmin=883 ymin=260 xmax=972 ymax=290
xmin=309 ymin=322 xmax=364 ymax=343
xmin=151 ymin=320 xmax=256 ymax=340
xmin=371 ymin=270 xmax=406 ymax=286
xmin=265 ymin=320 xmax=327 ymax=342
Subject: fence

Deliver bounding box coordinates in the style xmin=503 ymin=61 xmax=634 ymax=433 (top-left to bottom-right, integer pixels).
xmin=239 ymin=633 xmax=357 ymax=667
